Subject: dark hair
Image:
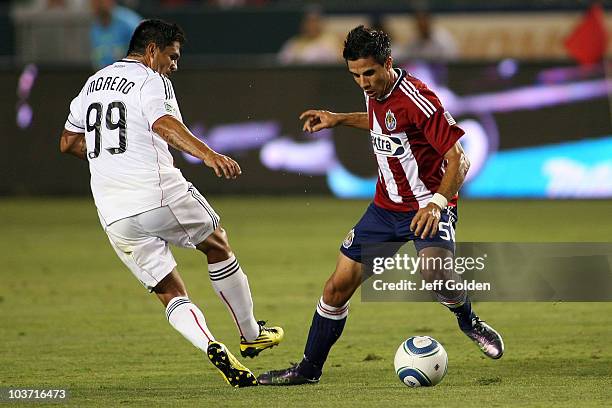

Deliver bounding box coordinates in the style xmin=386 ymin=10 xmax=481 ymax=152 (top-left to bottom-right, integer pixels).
xmin=342 ymin=25 xmax=391 ymax=65
xmin=127 ymin=19 xmax=186 ymax=56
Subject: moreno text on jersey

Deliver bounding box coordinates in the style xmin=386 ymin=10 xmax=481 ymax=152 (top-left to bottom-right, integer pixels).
xmin=86 ymin=76 xmax=135 ymax=95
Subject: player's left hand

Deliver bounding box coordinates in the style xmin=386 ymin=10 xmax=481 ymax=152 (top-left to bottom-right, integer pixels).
xmin=410 ymin=203 xmax=442 ymax=239
xmin=203 ymin=152 xmax=242 ymax=179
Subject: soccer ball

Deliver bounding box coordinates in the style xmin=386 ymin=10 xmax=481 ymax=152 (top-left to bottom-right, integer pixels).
xmin=394 ymin=336 xmax=448 ymax=387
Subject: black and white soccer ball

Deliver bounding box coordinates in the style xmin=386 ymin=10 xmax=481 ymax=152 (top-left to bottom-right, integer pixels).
xmin=394 ymin=336 xmax=448 ymax=387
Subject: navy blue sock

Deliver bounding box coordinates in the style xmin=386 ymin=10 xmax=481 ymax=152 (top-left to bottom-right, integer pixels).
xmin=450 ymin=297 xmax=475 ymax=331
xmin=300 ymin=310 xmax=347 ymax=378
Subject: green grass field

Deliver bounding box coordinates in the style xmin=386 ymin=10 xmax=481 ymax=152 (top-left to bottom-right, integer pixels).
xmin=1 ymin=198 xmax=611 ymax=407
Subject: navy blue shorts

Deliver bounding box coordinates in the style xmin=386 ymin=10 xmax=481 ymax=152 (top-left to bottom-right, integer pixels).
xmin=340 ymin=203 xmax=458 ymax=264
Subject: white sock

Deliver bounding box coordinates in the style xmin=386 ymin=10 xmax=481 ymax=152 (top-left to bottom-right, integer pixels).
xmin=208 ymin=255 xmax=259 ymax=341
xmin=166 ymin=296 xmax=215 ymax=351
xmin=316 ymin=297 xmax=349 ymax=320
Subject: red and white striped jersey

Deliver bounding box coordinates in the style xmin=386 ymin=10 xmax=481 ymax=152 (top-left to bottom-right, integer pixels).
xmin=366 ymin=68 xmax=464 ymax=212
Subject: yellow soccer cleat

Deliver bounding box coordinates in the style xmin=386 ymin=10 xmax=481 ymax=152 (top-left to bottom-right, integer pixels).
xmin=240 ymin=321 xmax=284 ymax=358
xmin=207 ymin=341 xmax=258 ymax=388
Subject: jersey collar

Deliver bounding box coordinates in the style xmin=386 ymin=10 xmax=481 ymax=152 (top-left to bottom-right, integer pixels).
xmin=118 ymin=58 xmax=142 ymax=64
xmin=377 ymin=68 xmax=405 ymax=102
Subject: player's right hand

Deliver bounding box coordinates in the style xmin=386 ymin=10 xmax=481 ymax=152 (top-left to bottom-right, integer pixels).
xmin=299 ymin=110 xmax=338 ymax=133
xmin=203 ymin=152 xmax=242 ymax=179
xmin=410 ymin=203 xmax=442 ymax=239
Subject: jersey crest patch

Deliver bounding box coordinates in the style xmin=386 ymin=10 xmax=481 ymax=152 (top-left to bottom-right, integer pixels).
xmin=342 ymin=229 xmax=355 ymax=249
xmin=385 ymin=109 xmax=397 ymax=131
xmin=443 ymin=111 xmax=456 ymax=126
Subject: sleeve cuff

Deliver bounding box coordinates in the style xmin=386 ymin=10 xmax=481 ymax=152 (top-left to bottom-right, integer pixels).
xmin=64 ymin=119 xmax=85 ymax=133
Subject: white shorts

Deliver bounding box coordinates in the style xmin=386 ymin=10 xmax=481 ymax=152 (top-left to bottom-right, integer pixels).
xmin=99 ymin=185 xmax=220 ymax=291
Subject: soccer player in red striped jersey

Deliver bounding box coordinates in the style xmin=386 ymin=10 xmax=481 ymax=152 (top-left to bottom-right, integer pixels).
xmin=258 ymin=25 xmax=504 ymax=386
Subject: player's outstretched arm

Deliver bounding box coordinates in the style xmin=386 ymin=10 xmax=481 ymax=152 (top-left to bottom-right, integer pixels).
xmin=300 ymin=110 xmax=368 ymax=133
xmin=152 ymin=114 xmax=241 ymax=179
xmin=410 ymin=141 xmax=470 ymax=239
xmin=59 ymin=129 xmax=87 ymax=160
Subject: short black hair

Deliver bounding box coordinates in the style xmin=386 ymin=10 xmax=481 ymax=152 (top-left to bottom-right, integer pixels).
xmin=127 ymin=19 xmax=186 ymax=56
xmin=342 ymin=25 xmax=391 ymax=66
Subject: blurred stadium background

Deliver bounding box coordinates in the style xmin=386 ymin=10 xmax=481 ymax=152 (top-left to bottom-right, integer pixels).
xmin=1 ymin=0 xmax=611 ymax=198
xmin=1 ymin=0 xmax=611 ymax=406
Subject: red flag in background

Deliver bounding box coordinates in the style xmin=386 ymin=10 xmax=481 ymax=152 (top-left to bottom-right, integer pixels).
xmin=564 ymin=3 xmax=609 ymax=65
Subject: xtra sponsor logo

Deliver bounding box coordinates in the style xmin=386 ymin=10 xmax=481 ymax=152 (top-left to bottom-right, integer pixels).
xmin=370 ymin=131 xmax=405 ymax=157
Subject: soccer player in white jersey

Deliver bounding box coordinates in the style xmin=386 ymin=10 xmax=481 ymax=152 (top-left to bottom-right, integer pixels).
xmin=258 ymin=25 xmax=503 ymax=386
xmin=60 ymin=19 xmax=283 ymax=388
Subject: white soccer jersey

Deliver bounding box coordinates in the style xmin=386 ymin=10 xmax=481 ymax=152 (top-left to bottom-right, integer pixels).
xmin=64 ymin=59 xmax=189 ymax=225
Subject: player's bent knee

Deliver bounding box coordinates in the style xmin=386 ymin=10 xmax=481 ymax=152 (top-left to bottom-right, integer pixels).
xmin=420 ymin=268 xmax=439 ymax=282
xmin=153 ymin=270 xmax=188 ymax=306
xmin=196 ymin=227 xmax=233 ymax=258
xmin=322 ymin=280 xmax=351 ymax=307
xmin=418 ymin=246 xmax=454 ymax=281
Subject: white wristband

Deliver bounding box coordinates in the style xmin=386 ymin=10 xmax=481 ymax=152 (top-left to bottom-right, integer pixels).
xmin=429 ymin=193 xmax=448 ymax=209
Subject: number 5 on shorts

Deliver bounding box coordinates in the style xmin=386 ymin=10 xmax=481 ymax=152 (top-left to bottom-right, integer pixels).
xmin=438 ymin=220 xmax=455 ymax=241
